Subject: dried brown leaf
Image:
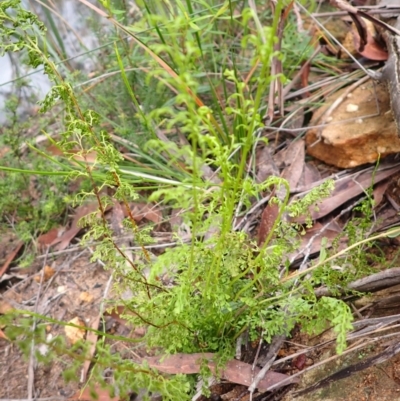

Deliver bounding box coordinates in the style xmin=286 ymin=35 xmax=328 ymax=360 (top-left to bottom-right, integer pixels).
xmin=34 ymin=265 xmax=55 ymax=283
xmin=103 ymin=306 xmax=147 ymax=337
xmin=292 ymin=165 xmax=400 ymax=223
xmin=258 ymin=203 xmax=280 ymax=246
xmin=0 ymin=328 xmax=8 ymax=340
xmin=302 ymin=163 xmax=321 ymax=188
xmin=37 ymin=227 xmax=64 ymax=248
xmin=110 ymin=200 xmax=124 ymax=236
xmin=81 ymin=316 xmax=101 ymax=382
xmin=351 ymin=18 xmax=388 ymax=61
xmin=0 ymin=299 xmax=14 ymax=314
xmin=0 ymin=240 xmax=23 ymax=279
xmin=69 ymin=386 xmax=119 ymax=401
xmin=51 ymin=203 xmax=99 ymax=251
xmin=281 ymin=139 xmax=305 ymax=189
xmin=65 ymin=317 xmax=86 ymax=345
xmin=79 ymin=292 xmax=94 ymax=303
xmin=373 ymin=180 xmax=390 ymax=208
xmin=144 ymin=353 xmax=298 ymax=391
xmin=255 ymin=146 xmax=279 ymax=184
xmin=129 ymin=203 xmax=162 ymax=224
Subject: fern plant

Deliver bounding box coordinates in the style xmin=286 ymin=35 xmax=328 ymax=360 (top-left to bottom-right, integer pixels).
xmin=0 ymin=0 xmax=369 ymax=399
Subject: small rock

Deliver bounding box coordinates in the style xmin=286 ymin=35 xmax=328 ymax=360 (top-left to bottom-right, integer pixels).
xmin=306 ymin=80 xmax=400 ymax=168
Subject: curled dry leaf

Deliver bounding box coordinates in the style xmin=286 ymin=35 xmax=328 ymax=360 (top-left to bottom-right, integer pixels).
xmin=34 ymin=265 xmax=56 ymax=283
xmin=65 ymin=317 xmax=86 ymax=344
xmin=302 ymin=163 xmax=321 ymax=189
xmin=79 ymin=292 xmax=94 ymax=303
xmin=373 ymin=180 xmax=390 ymax=208
xmin=351 ymin=18 xmax=388 ymax=61
xmin=47 ymin=144 xmax=98 ymax=165
xmin=255 ymin=146 xmax=279 ymax=184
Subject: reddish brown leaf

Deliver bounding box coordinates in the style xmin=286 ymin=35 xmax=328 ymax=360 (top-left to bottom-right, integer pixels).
xmin=0 ymin=240 xmax=23 ymax=279
xmin=104 ymin=305 xmax=129 ymax=326
xmin=37 ymin=227 xmax=64 ymax=249
xmin=351 ymin=19 xmax=388 ymax=61
xmin=289 ymin=221 xmax=344 ymax=263
xmin=0 ymin=329 xmax=8 ymax=341
xmin=300 ymin=61 xmax=311 ymax=97
xmin=258 ymin=202 xmax=280 ymax=246
xmin=51 ymin=203 xmax=99 ymax=251
xmin=292 ymin=165 xmax=400 ymax=223
xmin=128 ymin=203 xmax=162 ymax=224
xmin=144 ymin=353 xmax=298 ymax=391
xmin=222 ymin=359 xmax=296 ymax=391
xmin=373 ymin=180 xmax=390 ymax=208
xmin=69 ymin=386 xmax=119 ymax=401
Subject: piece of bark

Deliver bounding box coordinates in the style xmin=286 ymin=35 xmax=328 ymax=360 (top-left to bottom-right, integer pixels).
xmin=380 ymin=12 xmax=400 ymax=136
xmin=294 ymin=341 xmax=400 ymax=397
xmin=315 ymin=267 xmax=400 ymax=297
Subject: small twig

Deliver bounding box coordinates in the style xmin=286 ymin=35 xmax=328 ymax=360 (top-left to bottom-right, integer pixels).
xmin=281 ymin=46 xmax=321 ymax=100
xmin=27 ymin=248 xmax=49 ymax=400
xmin=312 ymin=8 xmax=400 ymax=18
xmin=248 ymin=335 xmax=285 ymax=394
xmin=233 ymin=128 xmax=266 ymax=230
xmin=292 ymin=1 xmax=304 ymax=33
xmin=80 ymin=272 xmax=113 ymax=383
xmin=315 ymin=267 xmax=400 ymax=297
xmin=295 ymin=340 xmax=400 ymax=396
xmin=265 ymin=337 xmax=375 ymax=392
